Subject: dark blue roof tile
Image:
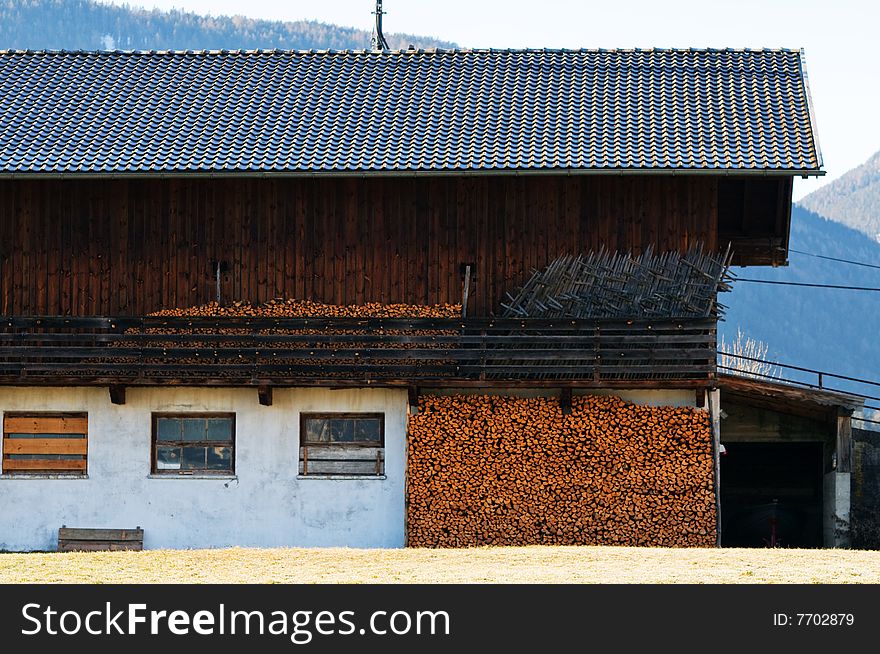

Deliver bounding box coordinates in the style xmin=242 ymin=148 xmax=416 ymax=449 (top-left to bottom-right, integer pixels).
xmin=0 ymin=48 xmax=821 ymax=174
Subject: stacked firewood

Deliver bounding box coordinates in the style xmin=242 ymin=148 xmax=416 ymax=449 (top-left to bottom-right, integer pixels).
xmin=407 ymin=394 xmax=716 ymax=548
xmin=145 ymin=299 xmax=462 ymax=319
xmin=100 ymin=299 xmax=462 ymax=378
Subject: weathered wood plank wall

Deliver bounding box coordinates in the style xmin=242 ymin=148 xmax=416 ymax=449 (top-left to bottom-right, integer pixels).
xmin=0 ymin=175 xmax=718 ymax=316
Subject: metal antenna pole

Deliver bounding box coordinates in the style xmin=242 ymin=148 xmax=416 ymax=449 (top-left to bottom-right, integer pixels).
xmin=372 ymin=0 xmax=390 ymax=51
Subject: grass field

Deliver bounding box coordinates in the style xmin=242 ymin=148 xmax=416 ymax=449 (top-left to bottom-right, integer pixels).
xmin=2 ymin=546 xmax=880 ymax=583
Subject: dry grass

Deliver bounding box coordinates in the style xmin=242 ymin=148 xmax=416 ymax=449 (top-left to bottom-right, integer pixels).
xmin=2 ymin=546 xmax=880 ymax=584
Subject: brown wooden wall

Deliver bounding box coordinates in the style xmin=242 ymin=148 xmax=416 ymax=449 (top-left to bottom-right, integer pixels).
xmin=0 ymin=175 xmax=719 ymax=317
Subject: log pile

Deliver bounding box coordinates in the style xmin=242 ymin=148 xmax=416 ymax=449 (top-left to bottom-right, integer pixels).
xmin=407 ymin=394 xmax=716 ymax=548
xmin=145 ymin=298 xmax=462 ymax=319
xmin=97 ymin=299 xmax=462 ymax=379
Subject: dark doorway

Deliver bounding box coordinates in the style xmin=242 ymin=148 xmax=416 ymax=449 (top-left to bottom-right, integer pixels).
xmin=720 ymin=442 xmax=823 ymax=548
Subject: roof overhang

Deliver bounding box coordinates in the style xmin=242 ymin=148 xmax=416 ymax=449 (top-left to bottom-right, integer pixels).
xmin=718 ymin=373 xmax=864 ymax=421
xmin=0 ymin=168 xmax=825 ymax=180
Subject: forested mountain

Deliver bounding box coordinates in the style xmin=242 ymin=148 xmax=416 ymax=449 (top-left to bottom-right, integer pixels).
xmin=0 ymin=0 xmax=456 ymax=51
xmin=721 ymin=204 xmax=880 ymax=396
xmin=799 ymin=149 xmax=880 ymax=242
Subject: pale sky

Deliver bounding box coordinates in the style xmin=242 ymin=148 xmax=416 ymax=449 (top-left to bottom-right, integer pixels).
xmin=97 ymin=0 xmax=880 ymax=200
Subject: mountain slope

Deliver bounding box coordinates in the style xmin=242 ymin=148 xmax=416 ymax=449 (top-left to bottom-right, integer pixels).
xmin=721 ymin=204 xmax=880 ymax=394
xmin=0 ymin=0 xmax=456 ymax=51
xmin=799 ymin=149 xmax=880 ymax=241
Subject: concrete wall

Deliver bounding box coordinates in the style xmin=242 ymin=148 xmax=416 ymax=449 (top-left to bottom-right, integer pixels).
xmin=852 ymin=428 xmax=880 ymax=549
xmin=824 ymin=472 xmax=851 ymax=548
xmin=0 ymin=387 xmax=407 ymax=551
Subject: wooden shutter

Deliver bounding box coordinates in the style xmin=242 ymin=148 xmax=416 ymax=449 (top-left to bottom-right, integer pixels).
xmin=2 ymin=414 xmax=88 ymax=474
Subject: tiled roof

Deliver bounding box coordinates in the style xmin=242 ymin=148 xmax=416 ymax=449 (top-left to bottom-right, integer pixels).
xmin=0 ymin=48 xmax=822 ymax=175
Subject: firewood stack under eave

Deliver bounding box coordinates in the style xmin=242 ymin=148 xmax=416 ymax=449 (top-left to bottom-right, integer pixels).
xmin=101 ymin=299 xmax=462 ymax=376
xmin=145 ymin=299 xmax=463 ymax=319
xmin=407 ymin=394 xmax=716 ymax=548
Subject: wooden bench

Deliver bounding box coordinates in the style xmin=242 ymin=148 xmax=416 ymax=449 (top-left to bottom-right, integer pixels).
xmin=58 ymin=526 xmax=144 ymax=551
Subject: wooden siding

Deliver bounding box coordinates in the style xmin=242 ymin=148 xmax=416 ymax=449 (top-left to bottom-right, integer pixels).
xmin=0 ymin=175 xmax=719 ymax=317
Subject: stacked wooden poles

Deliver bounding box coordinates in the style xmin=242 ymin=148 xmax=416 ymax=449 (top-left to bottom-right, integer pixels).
xmin=407 ymin=394 xmax=716 ymax=548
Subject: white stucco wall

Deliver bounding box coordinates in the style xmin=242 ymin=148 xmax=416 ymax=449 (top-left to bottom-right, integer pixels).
xmin=0 ymin=387 xmax=407 ymax=551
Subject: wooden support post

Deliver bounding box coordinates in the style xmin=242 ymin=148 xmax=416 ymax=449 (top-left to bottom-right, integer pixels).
xmin=460 ymin=263 xmax=472 ymax=318
xmin=258 ymin=385 xmax=273 ymax=407
xmin=109 ymin=385 xmax=126 ymax=405
xmin=560 ymin=387 xmax=572 ymax=415
xmin=836 ymin=409 xmax=853 ymax=473
xmin=408 ymin=386 xmax=420 ymax=415
xmin=707 ymin=388 xmax=722 ymax=547
xmin=695 ymin=389 xmax=706 ymax=408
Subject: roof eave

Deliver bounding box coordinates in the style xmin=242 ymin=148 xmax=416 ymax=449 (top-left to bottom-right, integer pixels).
xmin=0 ymin=167 xmax=827 ymax=180
xmin=718 ymin=373 xmax=864 ymax=411
xmin=799 ymin=48 xmax=825 ymax=170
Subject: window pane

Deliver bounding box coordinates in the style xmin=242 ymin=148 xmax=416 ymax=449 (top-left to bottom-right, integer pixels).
xmin=206 ymin=418 xmax=232 ymax=441
xmin=206 ymin=447 xmax=232 ymax=471
xmin=182 ymin=419 xmax=206 ymax=441
xmin=303 ymin=416 xmax=382 ymax=445
xmin=305 ymin=418 xmax=330 ymax=443
xmin=354 ymin=419 xmax=381 ymax=444
xmin=181 ymin=446 xmax=207 ymax=470
xmin=328 ymin=419 xmax=348 ymax=442
xmin=156 ymin=418 xmax=181 ymax=441
xmin=156 ymin=446 xmax=181 ymax=470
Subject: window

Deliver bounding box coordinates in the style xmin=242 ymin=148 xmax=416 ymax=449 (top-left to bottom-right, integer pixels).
xmin=151 ymin=414 xmax=235 ymax=475
xmin=300 ymin=413 xmax=384 ymax=477
xmin=2 ymin=413 xmax=88 ymax=475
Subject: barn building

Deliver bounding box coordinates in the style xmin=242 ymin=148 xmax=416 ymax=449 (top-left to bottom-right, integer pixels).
xmin=0 ymin=47 xmax=836 ymax=551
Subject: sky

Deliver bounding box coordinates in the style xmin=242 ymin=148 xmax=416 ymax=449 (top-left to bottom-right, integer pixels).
xmin=96 ymin=0 xmax=880 ymax=200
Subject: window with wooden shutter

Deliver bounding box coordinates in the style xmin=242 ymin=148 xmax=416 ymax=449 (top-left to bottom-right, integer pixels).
xmin=300 ymin=413 xmax=384 ymax=477
xmin=2 ymin=413 xmax=88 ymax=475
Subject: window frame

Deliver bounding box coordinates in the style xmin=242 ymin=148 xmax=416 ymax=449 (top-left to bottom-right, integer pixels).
xmin=299 ymin=412 xmax=385 ymax=478
xmin=299 ymin=412 xmax=385 ymax=448
xmin=1 ymin=412 xmax=89 ymax=477
xmin=150 ymin=412 xmax=236 ymax=476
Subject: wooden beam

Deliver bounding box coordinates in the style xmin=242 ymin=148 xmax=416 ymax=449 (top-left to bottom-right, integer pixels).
xmin=58 ymin=527 xmax=143 ymax=542
xmin=560 ymin=387 xmax=572 ymax=415
xmin=2 ymin=459 xmax=86 ymax=471
xmin=408 ymin=386 xmax=420 ymax=415
xmin=3 ymin=416 xmax=87 ymax=434
xmin=837 ymin=409 xmax=853 ymax=473
xmin=2 ymin=438 xmax=87 ymax=455
xmin=109 ymin=385 xmax=126 ymax=405
xmin=258 ymin=385 xmax=273 ymax=406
